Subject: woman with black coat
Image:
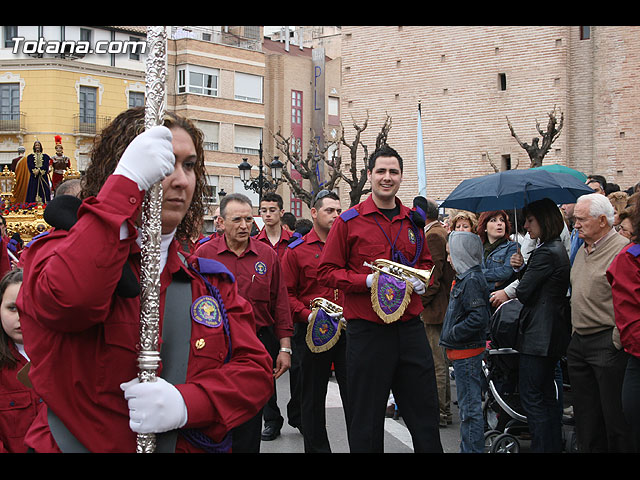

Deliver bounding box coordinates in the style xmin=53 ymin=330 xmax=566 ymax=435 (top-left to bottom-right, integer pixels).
xmin=510 ymin=197 xmax=571 ymax=453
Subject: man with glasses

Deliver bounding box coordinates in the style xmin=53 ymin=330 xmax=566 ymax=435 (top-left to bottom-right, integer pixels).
xmin=196 ymin=193 xmax=292 ymax=451
xmin=282 ymin=189 xmax=349 ymax=452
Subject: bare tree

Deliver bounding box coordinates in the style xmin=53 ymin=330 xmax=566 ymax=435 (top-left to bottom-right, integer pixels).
xmin=334 ymin=111 xmax=392 ymax=207
xmin=507 ymin=106 xmax=564 ymax=168
xmin=271 ymin=111 xmax=393 ymax=209
xmin=272 ymin=127 xmax=341 ymax=208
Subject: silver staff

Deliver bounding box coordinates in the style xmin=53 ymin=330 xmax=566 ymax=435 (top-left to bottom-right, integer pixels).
xmin=136 ymin=25 xmax=167 ymax=454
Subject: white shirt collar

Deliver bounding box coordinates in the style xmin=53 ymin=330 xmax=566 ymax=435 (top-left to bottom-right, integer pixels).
xmin=135 ymin=228 xmax=176 ymax=272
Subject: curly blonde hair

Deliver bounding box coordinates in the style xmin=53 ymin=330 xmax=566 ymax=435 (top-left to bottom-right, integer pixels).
xmin=81 ymin=107 xmax=206 ymax=242
xmin=608 ymin=191 xmax=628 ymax=215
xmin=450 ymin=211 xmax=478 ymax=233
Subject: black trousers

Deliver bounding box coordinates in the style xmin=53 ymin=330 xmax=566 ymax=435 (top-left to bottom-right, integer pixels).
xmin=345 ymin=317 xmax=442 ymax=453
xmin=300 ymin=332 xmax=349 ymax=453
xmin=287 ymin=322 xmax=306 ymax=429
xmin=258 ymin=326 xmax=284 ymax=429
xmin=567 ymin=329 xmax=634 ymax=452
xmin=231 ymin=326 xmax=281 ymax=453
xmin=622 ymin=354 xmax=640 ymax=452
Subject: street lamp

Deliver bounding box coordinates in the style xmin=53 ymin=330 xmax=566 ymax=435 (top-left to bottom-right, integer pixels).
xmin=238 ymin=141 xmax=284 ymax=206
xmin=238 ymin=159 xmax=253 ymax=183
xmin=269 ymin=156 xmax=284 ymax=181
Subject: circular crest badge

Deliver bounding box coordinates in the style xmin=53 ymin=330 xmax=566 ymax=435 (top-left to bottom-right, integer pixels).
xmin=254 ymin=261 xmax=267 ymax=275
xmin=408 ymin=228 xmax=416 ymax=245
xmin=191 ymin=295 xmax=222 ymax=328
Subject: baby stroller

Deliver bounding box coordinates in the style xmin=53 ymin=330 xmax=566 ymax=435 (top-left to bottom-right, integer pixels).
xmin=482 ymin=299 xmax=576 ymax=453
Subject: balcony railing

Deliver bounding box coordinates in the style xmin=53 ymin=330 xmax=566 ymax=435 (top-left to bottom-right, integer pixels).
xmin=0 ymin=112 xmax=26 ymax=133
xmin=73 ymin=114 xmax=111 ymax=135
xmin=170 ymin=27 xmax=262 ymax=52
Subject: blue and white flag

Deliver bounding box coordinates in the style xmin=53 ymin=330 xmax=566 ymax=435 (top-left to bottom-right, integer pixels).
xmin=417 ymin=102 xmax=426 ymax=197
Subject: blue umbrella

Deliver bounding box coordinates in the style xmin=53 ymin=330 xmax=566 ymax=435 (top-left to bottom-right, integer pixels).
xmin=440 ymin=168 xmax=595 ymax=213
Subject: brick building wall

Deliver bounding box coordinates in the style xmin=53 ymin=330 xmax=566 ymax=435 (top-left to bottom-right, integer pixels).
xmin=568 ymin=26 xmax=640 ymax=189
xmin=340 ymin=25 xmax=640 ymax=207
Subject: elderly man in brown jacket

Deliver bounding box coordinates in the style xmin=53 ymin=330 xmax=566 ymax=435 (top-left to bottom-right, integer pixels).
xmin=420 ymin=198 xmax=455 ymax=427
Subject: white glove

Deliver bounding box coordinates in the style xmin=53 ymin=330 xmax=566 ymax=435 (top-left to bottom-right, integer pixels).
xmin=113 ymin=125 xmax=175 ymax=191
xmin=366 ymin=274 xmax=374 ymax=288
xmin=120 ymin=377 xmax=188 ymax=434
xmin=407 ymin=276 xmax=426 ymax=295
xmin=366 ymin=266 xmax=391 ymax=288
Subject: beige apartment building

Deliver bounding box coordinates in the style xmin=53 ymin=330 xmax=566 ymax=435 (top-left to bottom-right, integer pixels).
xmin=166 ymin=26 xmax=265 ymax=232
xmin=340 ymin=25 xmax=640 ymax=206
xmin=168 ymin=26 xmax=341 ymax=228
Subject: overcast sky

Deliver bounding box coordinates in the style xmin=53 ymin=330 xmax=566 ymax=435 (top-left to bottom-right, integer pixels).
xmin=264 ymin=26 xmax=284 ymax=35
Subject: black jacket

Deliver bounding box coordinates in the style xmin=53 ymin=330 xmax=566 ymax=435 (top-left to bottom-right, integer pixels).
xmin=515 ymin=238 xmax=571 ymax=357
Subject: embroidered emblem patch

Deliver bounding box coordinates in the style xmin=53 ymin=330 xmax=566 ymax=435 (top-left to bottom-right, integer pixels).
xmin=254 ymin=261 xmax=267 ymax=275
xmin=371 ymin=273 xmax=413 ymax=323
xmin=306 ymin=308 xmax=344 ymax=353
xmin=408 ymin=229 xmax=416 ymax=245
xmin=379 ymin=277 xmax=405 ymax=312
xmin=191 ymin=296 xmax=222 ymax=328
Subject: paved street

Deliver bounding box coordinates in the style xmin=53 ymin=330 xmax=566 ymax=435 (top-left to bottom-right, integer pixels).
xmin=259 ymin=369 xmax=464 ymax=453
xmin=256 ymin=366 xmax=577 ymax=454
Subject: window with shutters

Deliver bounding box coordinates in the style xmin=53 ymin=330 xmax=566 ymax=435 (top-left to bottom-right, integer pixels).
xmin=0 ymin=83 xmax=20 ymax=123
xmin=234 ymin=125 xmax=261 ymax=155
xmin=79 ymin=86 xmax=97 ymax=130
xmin=128 ymin=91 xmax=144 ymax=108
xmin=235 ymin=72 xmax=263 ymax=103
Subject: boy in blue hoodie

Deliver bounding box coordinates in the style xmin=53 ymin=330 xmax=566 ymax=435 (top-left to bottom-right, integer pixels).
xmin=440 ymin=231 xmax=491 ymax=453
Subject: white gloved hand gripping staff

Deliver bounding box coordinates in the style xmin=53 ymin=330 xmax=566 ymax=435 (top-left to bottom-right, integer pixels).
xmin=113 ymin=125 xmax=175 ymax=192
xmin=120 ymin=377 xmax=188 ymax=434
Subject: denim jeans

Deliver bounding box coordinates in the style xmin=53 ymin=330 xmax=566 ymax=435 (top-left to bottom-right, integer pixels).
xmin=452 ymin=352 xmax=484 ymax=453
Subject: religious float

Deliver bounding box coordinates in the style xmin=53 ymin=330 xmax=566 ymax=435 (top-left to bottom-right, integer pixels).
xmin=0 ymin=165 xmax=81 ymax=243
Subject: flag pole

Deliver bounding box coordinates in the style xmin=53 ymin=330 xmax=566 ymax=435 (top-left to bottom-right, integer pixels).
xmin=417 ymin=101 xmax=427 ymax=198
xmin=136 ymin=25 xmax=167 ymax=454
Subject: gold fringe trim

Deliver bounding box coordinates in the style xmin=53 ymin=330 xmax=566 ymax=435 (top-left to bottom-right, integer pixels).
xmin=306 ymin=308 xmax=345 ymax=353
xmin=371 ymin=272 xmax=414 ymax=324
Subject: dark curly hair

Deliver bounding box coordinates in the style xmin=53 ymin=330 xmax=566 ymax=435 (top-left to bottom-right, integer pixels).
xmin=81 ymin=107 xmax=206 ymax=242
